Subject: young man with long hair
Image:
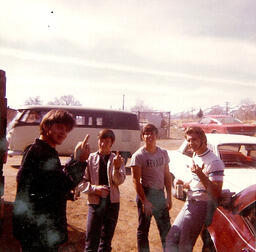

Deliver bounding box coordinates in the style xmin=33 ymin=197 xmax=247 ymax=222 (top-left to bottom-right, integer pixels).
xmin=13 ymin=109 xmax=90 ymax=252
xmin=165 ymin=126 xmax=224 ymax=252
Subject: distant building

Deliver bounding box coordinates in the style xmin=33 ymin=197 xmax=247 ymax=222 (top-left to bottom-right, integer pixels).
xmin=135 ymin=111 xmax=171 ymax=138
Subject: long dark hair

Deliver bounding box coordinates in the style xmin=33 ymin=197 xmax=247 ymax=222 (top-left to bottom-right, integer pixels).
xmin=40 ymin=109 xmax=75 ymax=136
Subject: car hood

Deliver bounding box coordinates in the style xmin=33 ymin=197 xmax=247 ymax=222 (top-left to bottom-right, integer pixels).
xmin=168 ymin=150 xmax=193 ymax=182
xmin=223 ymin=168 xmax=256 ymax=193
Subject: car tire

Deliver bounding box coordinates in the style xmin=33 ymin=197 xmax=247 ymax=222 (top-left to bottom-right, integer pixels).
xmin=211 ymin=130 xmax=218 ymax=134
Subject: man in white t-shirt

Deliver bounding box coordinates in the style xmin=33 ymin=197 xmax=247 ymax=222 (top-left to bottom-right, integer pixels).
xmin=130 ymin=124 xmax=173 ymax=252
xmin=165 ymin=126 xmax=224 ymax=252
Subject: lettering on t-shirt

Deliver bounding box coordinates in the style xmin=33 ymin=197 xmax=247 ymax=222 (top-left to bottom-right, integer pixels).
xmin=146 ymin=157 xmax=164 ymax=168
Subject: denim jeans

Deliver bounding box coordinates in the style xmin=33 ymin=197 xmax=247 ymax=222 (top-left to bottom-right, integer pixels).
xmin=165 ymin=200 xmax=215 ymax=252
xmin=84 ymin=197 xmax=120 ymax=252
xmin=137 ymin=187 xmax=171 ymax=252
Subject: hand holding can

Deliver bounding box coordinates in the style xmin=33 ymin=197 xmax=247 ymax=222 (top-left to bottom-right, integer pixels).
xmin=176 ymin=184 xmax=184 ymax=200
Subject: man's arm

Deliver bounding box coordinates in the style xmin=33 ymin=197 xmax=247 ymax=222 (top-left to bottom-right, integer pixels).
xmin=79 ymin=161 xmax=110 ymax=198
xmin=131 ymin=165 xmax=153 ymax=216
xmin=112 ymin=152 xmax=126 ymax=185
xmin=164 ymin=164 xmax=173 ymax=210
xmin=191 ymin=162 xmax=223 ymax=200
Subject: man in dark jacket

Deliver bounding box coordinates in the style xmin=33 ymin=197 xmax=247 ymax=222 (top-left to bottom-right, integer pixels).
xmin=13 ymin=109 xmax=90 ymax=252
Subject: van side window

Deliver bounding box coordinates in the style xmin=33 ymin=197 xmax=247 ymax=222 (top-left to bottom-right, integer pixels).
xmin=88 ymin=117 xmax=93 ymax=126
xmin=76 ymin=115 xmax=85 ymax=125
xmin=111 ymin=113 xmax=139 ymax=130
xmin=96 ymin=117 xmax=103 ymax=126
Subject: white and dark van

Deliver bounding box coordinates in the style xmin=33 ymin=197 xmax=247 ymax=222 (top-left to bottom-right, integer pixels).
xmin=7 ymin=105 xmax=141 ymax=162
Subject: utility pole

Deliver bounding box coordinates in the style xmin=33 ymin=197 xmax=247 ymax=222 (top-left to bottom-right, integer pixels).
xmin=167 ymin=111 xmax=171 ymax=138
xmin=122 ymin=94 xmax=125 ymax=110
xmin=191 ymin=107 xmax=195 ymax=119
xmin=226 ymin=101 xmax=229 ymax=115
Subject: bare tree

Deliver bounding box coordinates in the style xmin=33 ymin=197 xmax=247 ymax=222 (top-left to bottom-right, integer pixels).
xmin=24 ymin=96 xmax=42 ymax=105
xmin=48 ymin=95 xmax=82 ymax=106
xmin=207 ymin=105 xmax=225 ymax=115
xmin=130 ymin=100 xmax=154 ymax=112
xmin=240 ymin=97 xmax=255 ymax=105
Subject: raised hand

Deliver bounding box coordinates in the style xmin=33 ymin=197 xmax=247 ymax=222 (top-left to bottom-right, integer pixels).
xmin=113 ymin=151 xmax=124 ymax=170
xmin=74 ymin=134 xmax=90 ymax=162
xmin=191 ymin=160 xmax=205 ymax=175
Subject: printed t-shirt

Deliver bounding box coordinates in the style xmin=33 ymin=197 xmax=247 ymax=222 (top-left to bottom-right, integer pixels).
xmin=187 ymin=149 xmax=225 ymax=201
xmin=130 ymin=146 xmax=170 ymax=190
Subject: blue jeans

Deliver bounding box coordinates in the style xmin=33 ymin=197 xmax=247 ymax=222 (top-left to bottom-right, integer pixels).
xmin=84 ymin=197 xmax=120 ymax=252
xmin=137 ymin=187 xmax=171 ymax=252
xmin=165 ymin=200 xmax=215 ymax=252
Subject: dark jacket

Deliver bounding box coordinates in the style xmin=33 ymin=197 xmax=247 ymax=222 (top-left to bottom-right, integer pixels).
xmin=13 ymin=139 xmax=87 ymax=247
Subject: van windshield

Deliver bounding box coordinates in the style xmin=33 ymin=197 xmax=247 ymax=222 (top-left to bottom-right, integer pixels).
xmin=19 ymin=110 xmax=42 ymax=124
xmin=7 ymin=111 xmax=22 ymax=131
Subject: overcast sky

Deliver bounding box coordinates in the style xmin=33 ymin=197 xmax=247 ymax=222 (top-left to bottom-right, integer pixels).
xmin=1 ymin=0 xmax=256 ymax=113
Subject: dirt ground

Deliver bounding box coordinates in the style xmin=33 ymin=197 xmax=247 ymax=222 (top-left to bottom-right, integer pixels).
xmin=0 ymin=138 xmax=203 ymax=252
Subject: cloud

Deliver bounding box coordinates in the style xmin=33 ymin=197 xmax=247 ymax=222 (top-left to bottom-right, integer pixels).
xmin=1 ymin=0 xmax=256 ymax=112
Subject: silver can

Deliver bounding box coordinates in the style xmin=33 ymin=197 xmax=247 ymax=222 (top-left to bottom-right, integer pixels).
xmin=176 ymin=184 xmax=184 ymax=200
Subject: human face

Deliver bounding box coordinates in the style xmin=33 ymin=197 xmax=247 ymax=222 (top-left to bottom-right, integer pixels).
xmin=45 ymin=123 xmax=70 ymax=147
xmin=98 ymin=137 xmax=113 ymax=155
xmin=142 ymin=130 xmax=157 ymax=147
xmin=186 ymin=133 xmax=206 ymax=154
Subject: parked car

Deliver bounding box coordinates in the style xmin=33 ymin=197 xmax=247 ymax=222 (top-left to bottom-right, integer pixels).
xmin=207 ymin=184 xmax=256 ymax=252
xmin=168 ymin=134 xmax=256 ymax=251
xmin=182 ymin=115 xmax=256 ymax=136
xmin=169 ymin=133 xmax=256 ymax=193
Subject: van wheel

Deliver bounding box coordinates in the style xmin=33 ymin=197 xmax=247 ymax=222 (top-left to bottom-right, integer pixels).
xmin=211 ymin=130 xmax=217 ymax=134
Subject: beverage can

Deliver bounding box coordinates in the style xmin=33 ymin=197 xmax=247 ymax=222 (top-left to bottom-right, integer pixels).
xmin=176 ymin=184 xmax=184 ymax=200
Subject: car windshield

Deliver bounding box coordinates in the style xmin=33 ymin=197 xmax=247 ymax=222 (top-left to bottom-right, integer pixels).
xmin=217 ymin=117 xmax=242 ymax=124
xmin=218 ymin=144 xmax=256 ymax=168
